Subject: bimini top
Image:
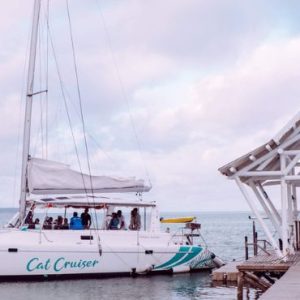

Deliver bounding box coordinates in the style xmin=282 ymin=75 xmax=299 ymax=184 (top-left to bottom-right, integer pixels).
xmin=219 ymin=112 xmax=300 ymax=181
xmin=28 ymin=158 xmax=152 ymax=195
xmin=27 ymin=195 xmax=156 ymax=209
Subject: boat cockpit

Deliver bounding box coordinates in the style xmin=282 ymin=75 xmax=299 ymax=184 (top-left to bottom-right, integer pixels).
xmin=7 ymin=195 xmax=160 ymax=233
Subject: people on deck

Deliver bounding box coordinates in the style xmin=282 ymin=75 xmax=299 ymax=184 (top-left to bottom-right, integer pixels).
xmin=25 ymin=211 xmax=33 ymax=225
xmin=129 ymin=208 xmax=141 ymax=231
xmin=81 ymin=208 xmax=91 ymax=229
xmin=62 ymin=218 xmax=69 ymax=230
xmin=22 ymin=207 xmax=144 ymax=231
xmin=34 ymin=218 xmax=41 ymax=230
xmin=108 ymin=213 xmax=119 ymax=230
xmin=54 ymin=216 xmax=63 ymax=230
xmin=43 ymin=217 xmax=53 ymax=229
xmin=104 ymin=214 xmax=112 ymax=230
xmin=70 ymin=212 xmax=83 ymax=230
xmin=117 ymin=210 xmax=125 ymax=230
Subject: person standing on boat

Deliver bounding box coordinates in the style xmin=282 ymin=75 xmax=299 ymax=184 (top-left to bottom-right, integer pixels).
xmin=81 ymin=208 xmax=91 ymax=229
xmin=70 ymin=212 xmax=83 ymax=230
xmin=117 ymin=210 xmax=125 ymax=230
xmin=129 ymin=208 xmax=141 ymax=230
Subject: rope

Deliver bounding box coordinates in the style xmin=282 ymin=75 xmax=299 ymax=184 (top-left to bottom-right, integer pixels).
xmin=45 ymin=0 xmax=50 ymax=159
xmin=94 ymin=0 xmax=152 ymax=186
xmin=65 ymin=0 xmax=102 ymax=252
xmin=46 ymin=23 xmax=86 ymax=187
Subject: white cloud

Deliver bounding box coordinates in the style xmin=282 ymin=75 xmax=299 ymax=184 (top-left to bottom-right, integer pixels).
xmin=1 ymin=1 xmax=300 ymax=211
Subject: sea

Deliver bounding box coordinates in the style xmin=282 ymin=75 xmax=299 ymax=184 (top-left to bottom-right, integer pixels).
xmin=0 ymin=209 xmax=270 ymax=300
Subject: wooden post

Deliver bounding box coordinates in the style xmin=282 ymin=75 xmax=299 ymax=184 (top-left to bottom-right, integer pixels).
xmin=279 ymin=238 xmax=283 ymax=251
xmin=244 ymin=271 xmax=271 ymax=291
xmin=254 ymin=232 xmax=258 ymax=256
xmin=295 ymin=220 xmax=298 ymax=250
xmin=252 ymin=221 xmax=256 ymax=255
xmin=245 ymin=236 xmax=249 ymax=260
xmin=237 ymin=272 xmax=244 ymax=300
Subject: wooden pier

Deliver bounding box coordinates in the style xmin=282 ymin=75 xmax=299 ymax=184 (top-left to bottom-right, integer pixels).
xmin=212 ymin=251 xmax=300 ymax=299
xmin=259 ymin=261 xmax=300 ymax=300
xmin=212 ymin=261 xmax=239 ymax=283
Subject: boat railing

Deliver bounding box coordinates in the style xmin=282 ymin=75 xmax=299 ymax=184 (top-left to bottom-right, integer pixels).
xmin=169 ymin=223 xmax=202 ymax=246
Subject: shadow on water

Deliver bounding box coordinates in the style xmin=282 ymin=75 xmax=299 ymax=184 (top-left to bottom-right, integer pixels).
xmin=0 ymin=272 xmax=231 ymax=300
xmin=0 ymin=272 xmax=263 ymax=300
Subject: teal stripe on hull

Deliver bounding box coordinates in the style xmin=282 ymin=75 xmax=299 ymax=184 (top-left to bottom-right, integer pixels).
xmin=154 ymin=246 xmax=190 ymax=270
xmin=170 ymin=246 xmax=202 ymax=268
xmin=154 ymin=246 xmax=202 ymax=270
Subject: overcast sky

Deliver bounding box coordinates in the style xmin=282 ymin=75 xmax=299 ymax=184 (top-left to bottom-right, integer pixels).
xmin=1 ymin=0 xmax=300 ymax=210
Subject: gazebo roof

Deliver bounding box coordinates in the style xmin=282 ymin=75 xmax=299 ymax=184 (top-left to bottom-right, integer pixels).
xmin=219 ymin=112 xmax=300 ymax=180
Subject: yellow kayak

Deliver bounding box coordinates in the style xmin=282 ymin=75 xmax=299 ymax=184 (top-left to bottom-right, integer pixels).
xmin=160 ymin=217 xmax=195 ymax=223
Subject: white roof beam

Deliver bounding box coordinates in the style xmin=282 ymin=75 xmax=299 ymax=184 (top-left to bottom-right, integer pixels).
xmin=284 ymin=153 xmax=300 ymax=175
xmin=257 ymin=155 xmax=277 ymax=171
xmin=232 ymin=134 xmax=300 ymax=178
xmin=240 ymin=171 xmax=282 ymax=177
xmin=282 ymin=150 xmax=300 ymax=155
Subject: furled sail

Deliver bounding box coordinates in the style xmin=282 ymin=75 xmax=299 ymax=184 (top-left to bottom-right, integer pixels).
xmin=28 ymin=158 xmax=151 ymax=195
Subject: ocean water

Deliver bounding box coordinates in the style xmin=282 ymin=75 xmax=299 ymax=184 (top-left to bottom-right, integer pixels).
xmin=0 ymin=209 xmax=268 ymax=300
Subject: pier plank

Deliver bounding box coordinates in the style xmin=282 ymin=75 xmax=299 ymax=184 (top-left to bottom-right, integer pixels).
xmin=212 ymin=261 xmax=239 ymax=282
xmin=259 ymin=262 xmax=300 ymax=300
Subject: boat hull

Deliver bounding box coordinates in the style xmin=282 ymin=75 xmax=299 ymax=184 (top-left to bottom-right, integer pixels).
xmin=0 ymin=229 xmax=216 ymax=280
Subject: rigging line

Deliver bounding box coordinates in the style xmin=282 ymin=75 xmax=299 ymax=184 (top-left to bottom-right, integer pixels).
xmin=94 ymin=0 xmax=152 ymax=185
xmin=66 ymin=0 xmax=101 ymax=234
xmin=65 ymin=3 xmax=103 ymax=255
xmin=65 ymin=1 xmax=101 ymax=245
xmin=46 ymin=21 xmax=88 ymax=197
xmin=87 ymin=133 xmax=119 ymax=170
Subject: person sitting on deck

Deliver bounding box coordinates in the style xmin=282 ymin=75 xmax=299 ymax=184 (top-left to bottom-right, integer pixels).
xmin=129 ymin=208 xmax=141 ymax=231
xmin=108 ymin=213 xmax=119 ymax=230
xmin=54 ymin=216 xmax=63 ymax=230
xmin=61 ymin=218 xmax=69 ymax=230
xmin=81 ymin=208 xmax=91 ymax=229
xmin=70 ymin=212 xmax=83 ymax=230
xmin=34 ymin=218 xmax=41 ymax=230
xmin=25 ymin=211 xmax=33 ymax=225
xmin=43 ymin=217 xmax=53 ymax=230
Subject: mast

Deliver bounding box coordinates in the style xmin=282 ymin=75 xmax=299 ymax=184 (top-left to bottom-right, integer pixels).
xmin=19 ymin=0 xmax=41 ymax=222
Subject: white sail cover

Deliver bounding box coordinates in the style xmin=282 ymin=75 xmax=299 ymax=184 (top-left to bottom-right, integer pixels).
xmin=28 ymin=158 xmax=151 ymax=195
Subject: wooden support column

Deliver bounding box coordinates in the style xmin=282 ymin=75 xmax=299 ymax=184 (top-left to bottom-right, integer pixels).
xmin=292 ymin=185 xmax=298 ymax=221
xmin=237 ymin=272 xmax=244 ymax=300
xmin=250 ymin=182 xmax=281 ymax=237
xmin=257 ymin=183 xmax=282 ymax=226
xmin=235 ymin=178 xmax=283 ymax=257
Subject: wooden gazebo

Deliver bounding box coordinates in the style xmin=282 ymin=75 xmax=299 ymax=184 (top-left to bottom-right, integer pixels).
xmin=219 ymin=112 xmax=300 ymax=258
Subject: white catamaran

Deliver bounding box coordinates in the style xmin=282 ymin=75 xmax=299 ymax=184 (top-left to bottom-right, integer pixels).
xmin=0 ymin=0 xmax=222 ymax=280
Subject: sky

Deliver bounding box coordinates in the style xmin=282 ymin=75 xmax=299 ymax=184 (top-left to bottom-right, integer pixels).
xmin=1 ymin=0 xmax=300 ymax=211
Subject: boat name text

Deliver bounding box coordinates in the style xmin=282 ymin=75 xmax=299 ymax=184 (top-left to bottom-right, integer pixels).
xmin=26 ymin=257 xmax=99 ymax=272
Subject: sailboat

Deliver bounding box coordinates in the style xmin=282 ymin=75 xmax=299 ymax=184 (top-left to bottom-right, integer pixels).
xmin=0 ymin=0 xmax=221 ymax=280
